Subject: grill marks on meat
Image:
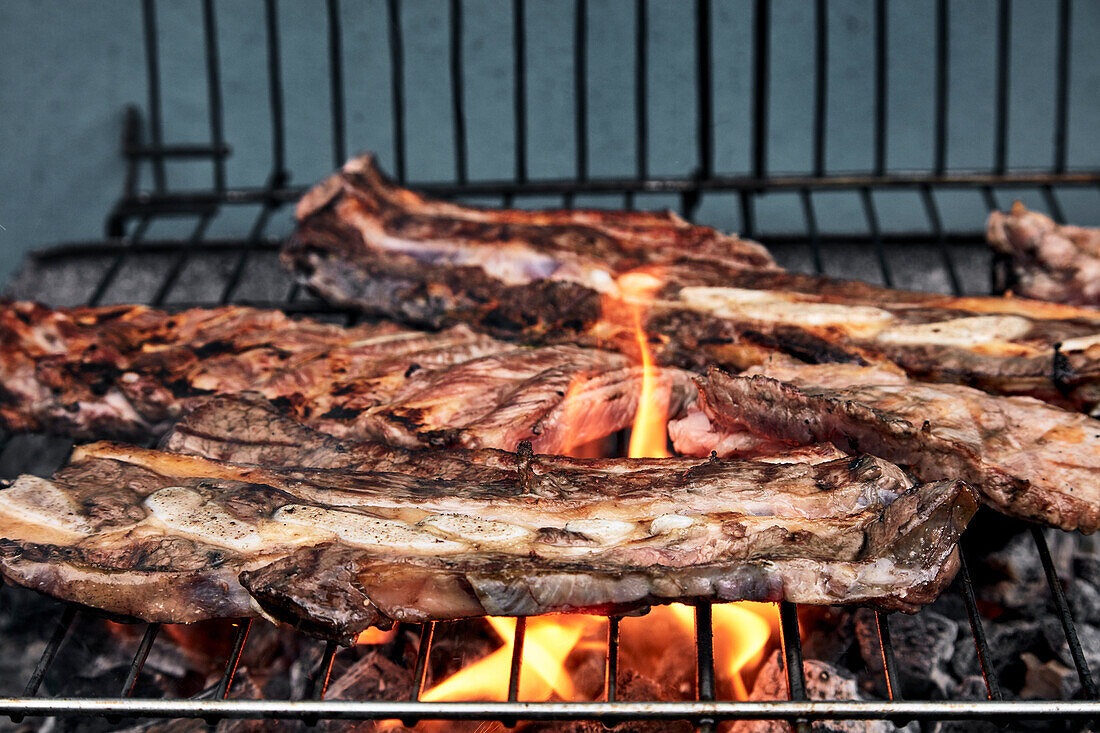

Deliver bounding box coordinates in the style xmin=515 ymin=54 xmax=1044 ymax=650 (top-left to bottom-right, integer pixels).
xmin=287 ymin=156 xmax=1100 ymax=410
xmin=675 ymin=362 xmax=1100 ymax=532
xmin=0 ymin=400 xmax=976 ymax=641
xmin=0 ymin=301 xmax=694 ymax=454
xmin=987 ymin=202 xmax=1100 ymax=306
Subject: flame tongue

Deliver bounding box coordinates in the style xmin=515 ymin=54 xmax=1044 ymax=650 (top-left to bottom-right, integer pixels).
xmin=619 ymin=271 xmax=671 ymax=459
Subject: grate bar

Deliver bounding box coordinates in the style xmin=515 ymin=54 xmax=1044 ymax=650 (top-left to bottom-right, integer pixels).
xmin=605 ymin=616 xmax=620 ymax=703
xmin=1053 ymin=0 xmax=1070 ymax=174
xmin=327 ymin=0 xmax=347 ymax=168
xmin=859 ymin=186 xmax=894 ymax=287
xmin=141 ymin=0 xmax=166 ymax=192
xmin=201 ymin=0 xmax=227 ymax=193
xmin=575 ymin=0 xmax=588 ymax=181
xmin=150 ymin=213 xmax=214 ymax=307
xmin=958 ymin=550 xmax=1004 ymax=701
xmin=695 ymin=0 xmax=713 ymax=180
xmin=1031 ymin=526 xmax=1098 ymax=698
xmin=513 ymin=0 xmax=527 ymax=183
xmin=875 ymin=612 xmax=903 ymax=702
xmin=308 ymin=641 xmax=338 ymax=701
xmin=779 ymin=602 xmax=810 ymax=733
xmin=1041 ymin=185 xmax=1066 ymax=224
xmin=993 ymin=0 xmax=1010 ymax=174
xmin=450 ymin=0 xmax=467 ymax=184
xmin=23 ymin=605 xmax=78 ymax=698
xmin=218 ymin=202 xmax=276 ymax=305
xmin=933 ymin=0 xmax=948 ymax=175
xmin=387 ymin=0 xmax=407 ymax=183
xmin=635 ymin=0 xmax=648 ymax=180
xmin=812 ymin=0 xmax=827 ymax=177
xmin=752 ymin=0 xmax=770 ymax=179
xmin=410 ymin=622 xmax=436 ymax=701
xmin=919 ymin=184 xmax=962 ymax=296
xmin=122 ymin=624 xmax=161 ymax=698
xmin=695 ymin=602 xmax=716 ymax=733
xmin=872 ymin=0 xmax=887 ymax=176
xmin=264 ymin=0 xmax=287 ymax=185
xmin=87 ymin=216 xmax=152 ymax=307
xmin=215 ymin=620 xmax=253 ymax=700
xmin=508 ymin=617 xmax=527 ymax=703
xmin=739 ymin=191 xmax=756 ymax=241
xmin=799 ymin=189 xmax=823 ymax=275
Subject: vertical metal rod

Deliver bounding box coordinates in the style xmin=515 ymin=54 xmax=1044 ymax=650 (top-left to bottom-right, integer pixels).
xmin=739 ymin=192 xmax=756 ymax=241
xmin=1042 ymin=185 xmax=1066 ymax=224
xmin=873 ymin=0 xmax=887 ymax=176
xmin=920 ymin=185 xmax=962 ymax=296
xmin=387 ymin=0 xmax=407 ymax=183
xmin=981 ymin=185 xmax=999 ymax=212
xmin=309 ymin=640 xmax=338 ymax=700
xmin=1032 ymin=526 xmax=1098 ymax=698
xmin=1053 ymin=0 xmax=1070 ymax=174
xmin=635 ymin=0 xmax=648 ymax=180
xmin=752 ymin=0 xmax=770 ymax=179
xmin=88 ymin=216 xmax=153 ymax=307
xmin=141 ymin=0 xmax=166 ymax=191
xmin=201 ymin=0 xmax=226 ymax=192
xmin=695 ymin=603 xmax=716 ymax=733
xmin=264 ymin=0 xmax=287 ymax=184
xmin=23 ymin=605 xmax=78 ymax=697
xmin=410 ymin=622 xmax=436 ymax=700
xmin=695 ymin=0 xmax=713 ymax=180
xmin=779 ymin=601 xmax=810 ymax=733
xmin=933 ymin=0 xmax=948 ymax=176
xmin=215 ymin=619 xmax=252 ymax=700
xmin=513 ymin=0 xmax=528 ymax=183
xmin=875 ymin=611 xmax=903 ymax=701
xmin=958 ymin=550 xmax=1004 ymax=701
xmin=121 ymin=623 xmax=161 ymax=698
xmin=327 ymin=0 xmax=347 ymax=168
xmin=574 ymin=0 xmax=588 ymax=181
xmin=219 ymin=205 xmax=275 ymax=304
xmin=507 ymin=617 xmax=527 ymax=702
xmin=605 ymin=616 xmax=620 ymax=702
xmin=812 ymin=0 xmax=827 ymax=177
xmin=799 ymin=189 xmax=823 ymax=276
xmin=150 ymin=213 xmax=214 ymax=307
xmin=450 ymin=0 xmax=468 ymax=184
xmin=993 ymin=0 xmax=1010 ymax=174
xmin=860 ymin=187 xmax=894 ymax=287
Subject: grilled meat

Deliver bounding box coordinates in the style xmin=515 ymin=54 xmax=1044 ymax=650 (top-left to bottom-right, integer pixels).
xmin=672 ymin=360 xmax=1100 ymax=531
xmin=0 ymin=301 xmax=694 ymax=453
xmin=0 ymin=401 xmax=976 ymax=641
xmin=987 ymin=202 xmax=1100 ymax=306
xmin=287 ymin=155 xmax=1100 ymax=411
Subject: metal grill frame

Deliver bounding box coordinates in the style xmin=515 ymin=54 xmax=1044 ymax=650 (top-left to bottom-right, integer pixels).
xmin=4 ymin=0 xmax=1100 ymax=728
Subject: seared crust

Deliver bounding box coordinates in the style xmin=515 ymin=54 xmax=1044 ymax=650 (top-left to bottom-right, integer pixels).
xmin=0 ymin=400 xmax=976 ymax=641
xmin=287 ymin=155 xmax=1100 ymax=410
xmin=683 ymin=363 xmax=1100 ymax=532
xmin=0 ymin=300 xmax=694 ymax=453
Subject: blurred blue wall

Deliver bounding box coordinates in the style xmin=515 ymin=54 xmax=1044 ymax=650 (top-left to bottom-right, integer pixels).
xmin=2 ymin=0 xmax=1098 ymax=285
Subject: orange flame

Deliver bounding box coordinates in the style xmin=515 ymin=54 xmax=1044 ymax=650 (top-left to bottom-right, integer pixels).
xmin=619 ymin=271 xmax=671 ymax=459
xmin=420 ymin=616 xmax=587 ymax=702
xmin=355 ymin=627 xmax=397 ymax=645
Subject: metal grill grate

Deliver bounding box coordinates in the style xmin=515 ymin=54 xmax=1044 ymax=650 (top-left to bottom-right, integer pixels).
xmin=4 ymin=0 xmax=1100 ymax=728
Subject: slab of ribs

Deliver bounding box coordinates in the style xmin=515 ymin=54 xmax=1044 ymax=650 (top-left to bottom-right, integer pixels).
xmin=2 ymin=153 xmax=1099 ymax=635
xmin=0 ymin=397 xmax=976 ymax=642
xmin=286 ymin=155 xmax=1100 ymax=413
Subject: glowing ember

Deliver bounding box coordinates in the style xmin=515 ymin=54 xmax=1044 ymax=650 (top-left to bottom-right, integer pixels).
xmin=420 ymin=616 xmax=587 ymax=702
xmin=355 ymin=627 xmax=397 ymax=645
xmin=619 ymin=271 xmax=671 ymax=459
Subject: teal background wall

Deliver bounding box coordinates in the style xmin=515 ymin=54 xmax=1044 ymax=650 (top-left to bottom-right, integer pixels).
xmin=2 ymin=0 xmax=1099 ymax=285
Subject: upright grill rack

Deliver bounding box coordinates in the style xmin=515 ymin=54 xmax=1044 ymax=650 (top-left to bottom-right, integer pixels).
xmin=4 ymin=0 xmax=1100 ymax=728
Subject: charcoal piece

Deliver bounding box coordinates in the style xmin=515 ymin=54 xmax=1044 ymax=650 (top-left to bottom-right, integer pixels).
xmin=1074 ymin=554 xmax=1100 ymax=589
xmin=799 ymin=607 xmax=856 ymax=665
xmin=728 ymin=650 xmax=917 ymax=733
xmin=524 ymin=669 xmax=694 ymax=733
xmin=1043 ymin=619 xmax=1100 ymax=676
xmin=1068 ymin=580 xmax=1100 ymax=626
xmin=978 ymin=531 xmax=1050 ymax=612
xmin=854 ymin=609 xmax=957 ymax=699
xmin=951 ymin=619 xmax=1042 ymax=685
xmin=1021 ymin=651 xmax=1081 ymax=700
xmin=925 ymin=677 xmax=1003 ymax=733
